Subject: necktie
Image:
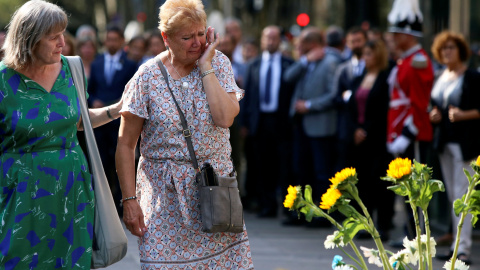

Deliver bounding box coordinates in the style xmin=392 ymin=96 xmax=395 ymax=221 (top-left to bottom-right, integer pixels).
xmin=264 ymin=59 xmax=272 ymax=104
xmin=106 ymin=58 xmax=114 ymax=85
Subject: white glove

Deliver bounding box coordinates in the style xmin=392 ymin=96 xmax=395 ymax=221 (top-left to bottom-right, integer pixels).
xmin=387 ymin=135 xmax=411 ymax=156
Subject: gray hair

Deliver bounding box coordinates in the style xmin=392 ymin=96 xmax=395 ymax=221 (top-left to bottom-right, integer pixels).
xmin=225 ymin=17 xmax=242 ymax=28
xmin=76 ymin=24 xmax=97 ymax=41
xmin=3 ymin=0 xmax=68 ymax=70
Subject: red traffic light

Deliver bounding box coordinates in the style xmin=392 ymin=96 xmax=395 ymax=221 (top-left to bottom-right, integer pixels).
xmin=137 ymin=12 xmax=147 ymax=23
xmin=296 ymin=13 xmax=310 ymax=27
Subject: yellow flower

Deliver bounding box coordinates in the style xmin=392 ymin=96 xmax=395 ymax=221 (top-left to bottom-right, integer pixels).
xmin=283 ymin=185 xmax=298 ymax=209
xmin=320 ymin=187 xmax=342 ymax=210
xmin=476 ymin=155 xmax=480 ymax=166
xmin=386 ymin=157 xmax=412 ymax=179
xmin=329 ymin=167 xmax=356 ymax=188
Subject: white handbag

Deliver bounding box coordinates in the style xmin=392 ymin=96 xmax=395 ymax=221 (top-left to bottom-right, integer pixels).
xmin=66 ymin=56 xmax=128 ymax=268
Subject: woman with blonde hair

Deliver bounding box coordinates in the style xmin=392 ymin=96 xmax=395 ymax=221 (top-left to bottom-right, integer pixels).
xmin=0 ymin=1 xmax=123 ymax=268
xmin=116 ymin=0 xmax=254 ymax=269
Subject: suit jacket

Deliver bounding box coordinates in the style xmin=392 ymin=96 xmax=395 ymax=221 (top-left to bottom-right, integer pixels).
xmin=285 ymin=53 xmax=341 ymax=137
xmin=333 ymin=59 xmax=366 ymax=141
xmin=240 ymin=54 xmax=294 ymax=137
xmin=88 ymin=51 xmax=138 ymax=105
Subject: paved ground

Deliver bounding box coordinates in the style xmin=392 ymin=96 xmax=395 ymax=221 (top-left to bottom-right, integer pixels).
xmin=106 ymin=197 xmax=480 ymax=270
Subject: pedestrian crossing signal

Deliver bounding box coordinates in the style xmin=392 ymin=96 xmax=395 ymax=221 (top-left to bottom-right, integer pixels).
xmin=296 ymin=13 xmax=310 ymax=27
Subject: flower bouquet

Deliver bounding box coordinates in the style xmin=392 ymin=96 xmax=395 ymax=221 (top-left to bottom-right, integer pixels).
xmin=284 ymin=157 xmax=480 ymax=270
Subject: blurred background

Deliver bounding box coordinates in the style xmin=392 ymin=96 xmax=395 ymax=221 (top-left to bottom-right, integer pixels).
xmin=0 ymin=0 xmax=477 ymax=50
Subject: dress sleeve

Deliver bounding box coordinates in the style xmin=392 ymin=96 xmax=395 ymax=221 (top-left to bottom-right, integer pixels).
xmin=211 ymin=51 xmax=244 ymax=101
xmin=120 ymin=65 xmax=150 ymax=119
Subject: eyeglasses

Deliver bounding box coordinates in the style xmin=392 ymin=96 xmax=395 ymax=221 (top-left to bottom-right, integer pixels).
xmin=441 ymin=45 xmax=457 ymax=51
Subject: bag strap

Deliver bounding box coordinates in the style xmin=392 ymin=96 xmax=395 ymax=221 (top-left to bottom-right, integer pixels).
xmin=155 ymin=57 xmax=200 ymax=173
xmin=66 ymin=56 xmax=108 ymax=181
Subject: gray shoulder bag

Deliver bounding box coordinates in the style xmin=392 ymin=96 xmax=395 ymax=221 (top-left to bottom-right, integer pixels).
xmin=156 ymin=57 xmax=244 ymax=233
xmin=66 ymin=56 xmax=128 ymax=268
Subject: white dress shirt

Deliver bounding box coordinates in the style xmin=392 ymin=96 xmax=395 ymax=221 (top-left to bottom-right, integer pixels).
xmin=260 ymin=51 xmax=282 ymax=113
xmin=351 ymin=56 xmax=365 ymax=77
xmin=104 ymin=50 xmax=123 ymax=85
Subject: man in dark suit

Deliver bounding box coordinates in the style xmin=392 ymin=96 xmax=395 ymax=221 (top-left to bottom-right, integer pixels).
xmin=285 ymin=27 xmax=341 ymax=220
xmin=88 ymin=26 xmax=138 ymax=215
xmin=333 ymin=27 xmax=368 ymax=171
xmin=241 ymin=25 xmax=294 ymax=218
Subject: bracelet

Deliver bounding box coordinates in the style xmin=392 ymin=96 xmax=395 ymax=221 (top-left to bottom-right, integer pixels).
xmin=106 ymin=107 xmax=115 ymax=120
xmin=120 ymin=196 xmax=137 ymax=206
xmin=201 ymin=69 xmax=215 ymax=79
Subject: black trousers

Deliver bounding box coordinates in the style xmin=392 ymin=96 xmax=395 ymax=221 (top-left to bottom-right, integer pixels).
xmin=292 ymin=123 xmax=336 ymax=201
xmin=353 ymin=139 xmax=395 ymax=232
xmin=255 ymin=113 xmax=292 ymax=214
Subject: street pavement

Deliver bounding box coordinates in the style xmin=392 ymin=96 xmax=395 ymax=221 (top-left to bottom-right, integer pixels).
xmin=106 ymin=198 xmax=480 ymax=270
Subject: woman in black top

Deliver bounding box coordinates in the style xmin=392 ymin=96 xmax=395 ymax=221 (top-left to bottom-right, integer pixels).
xmin=430 ymin=31 xmax=480 ymax=264
xmin=347 ymin=40 xmax=394 ymax=240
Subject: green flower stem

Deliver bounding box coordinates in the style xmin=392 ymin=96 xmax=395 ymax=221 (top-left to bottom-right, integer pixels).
xmin=307 ymin=201 xmax=368 ymax=270
xmin=339 ymin=246 xmax=362 ymax=268
xmin=450 ymin=174 xmax=478 ymax=270
xmin=347 ymin=240 xmax=368 ymax=270
xmin=410 ymin=203 xmax=424 ymax=270
xmin=349 ymin=186 xmax=393 ymax=270
xmin=422 ymin=210 xmax=433 ymax=270
xmin=451 ymin=208 xmax=467 ymax=270
xmin=346 ymin=238 xmax=368 ymax=270
xmin=403 ymin=179 xmax=425 ymax=270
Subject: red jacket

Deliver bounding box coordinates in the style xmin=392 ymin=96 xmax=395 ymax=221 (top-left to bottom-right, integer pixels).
xmin=387 ymin=46 xmax=434 ymax=143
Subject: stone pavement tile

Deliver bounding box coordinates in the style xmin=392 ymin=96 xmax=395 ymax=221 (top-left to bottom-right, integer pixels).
xmin=246 ymin=211 xmax=480 ymax=270
xmin=102 ymin=212 xmax=480 ymax=270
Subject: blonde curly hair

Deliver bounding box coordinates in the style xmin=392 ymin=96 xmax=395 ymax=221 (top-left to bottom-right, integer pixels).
xmin=158 ymin=0 xmax=207 ymax=37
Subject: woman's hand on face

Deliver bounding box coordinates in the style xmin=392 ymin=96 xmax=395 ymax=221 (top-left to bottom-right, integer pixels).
xmin=123 ymin=199 xmax=147 ymax=237
xmin=198 ymin=26 xmax=220 ymax=71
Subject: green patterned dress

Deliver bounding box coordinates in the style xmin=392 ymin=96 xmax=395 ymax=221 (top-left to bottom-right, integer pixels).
xmin=0 ymin=55 xmax=94 ymax=269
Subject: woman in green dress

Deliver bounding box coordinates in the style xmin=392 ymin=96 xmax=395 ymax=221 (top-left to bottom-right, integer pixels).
xmin=0 ymin=1 xmax=123 ymax=269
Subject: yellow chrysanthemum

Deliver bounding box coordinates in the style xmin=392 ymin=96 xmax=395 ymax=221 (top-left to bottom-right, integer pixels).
xmin=320 ymin=187 xmax=342 ymax=210
xmin=476 ymin=155 xmax=480 ymax=166
xmin=386 ymin=157 xmax=412 ymax=179
xmin=283 ymin=185 xmax=298 ymax=209
xmin=329 ymin=167 xmax=356 ymax=188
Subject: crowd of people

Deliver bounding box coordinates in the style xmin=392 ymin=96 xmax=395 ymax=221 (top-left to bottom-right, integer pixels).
xmin=1 ymin=0 xmax=479 ymax=268
xmin=222 ymin=7 xmax=479 ymax=267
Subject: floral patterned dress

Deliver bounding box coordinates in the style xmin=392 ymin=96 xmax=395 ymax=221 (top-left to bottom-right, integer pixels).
xmin=0 ymin=56 xmax=94 ymax=269
xmin=121 ymin=51 xmax=254 ymax=270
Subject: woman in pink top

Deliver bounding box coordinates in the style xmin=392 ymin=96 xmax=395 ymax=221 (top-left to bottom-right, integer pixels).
xmin=347 ymin=40 xmax=394 ymax=240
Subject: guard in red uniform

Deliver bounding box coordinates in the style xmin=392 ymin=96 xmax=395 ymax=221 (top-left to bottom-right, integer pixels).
xmin=385 ymin=0 xmax=435 ymax=244
xmin=386 ymin=0 xmax=434 ymax=160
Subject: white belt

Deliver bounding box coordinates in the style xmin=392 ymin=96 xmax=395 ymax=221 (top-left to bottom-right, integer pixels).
xmin=390 ymin=98 xmax=410 ymax=108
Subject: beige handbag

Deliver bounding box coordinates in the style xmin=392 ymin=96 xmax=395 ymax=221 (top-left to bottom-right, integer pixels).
xmin=66 ymin=56 xmax=128 ymax=268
